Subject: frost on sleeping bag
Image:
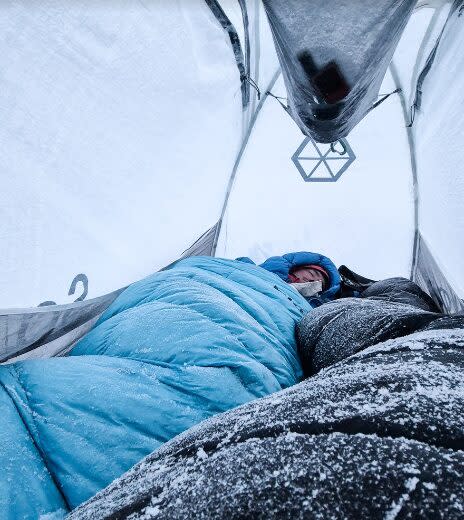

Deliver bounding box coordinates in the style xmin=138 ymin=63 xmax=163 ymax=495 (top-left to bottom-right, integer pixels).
xmin=0 ymin=257 xmax=309 ymax=518
xmin=69 ymin=280 xmax=464 ymax=520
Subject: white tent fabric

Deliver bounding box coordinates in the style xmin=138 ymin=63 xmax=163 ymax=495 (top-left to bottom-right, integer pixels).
xmin=0 ymin=1 xmax=244 ymax=308
xmin=392 ymin=4 xmax=449 ymax=105
xmin=413 ymin=4 xmax=464 ymax=298
xmin=0 ymin=1 xmax=463 ymax=361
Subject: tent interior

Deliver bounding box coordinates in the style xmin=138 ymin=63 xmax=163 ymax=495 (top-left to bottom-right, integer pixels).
xmin=1 ymin=2 xmax=464 ymax=518
xmin=1 ymin=1 xmax=463 ymax=358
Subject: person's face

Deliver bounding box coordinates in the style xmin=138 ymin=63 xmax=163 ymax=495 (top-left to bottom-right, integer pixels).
xmin=291 ymin=267 xmax=326 ymax=284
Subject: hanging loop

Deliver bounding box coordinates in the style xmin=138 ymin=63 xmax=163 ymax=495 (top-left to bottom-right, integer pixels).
xmin=266 ymin=91 xmax=289 ymax=112
xmin=330 ymin=140 xmax=347 ymax=155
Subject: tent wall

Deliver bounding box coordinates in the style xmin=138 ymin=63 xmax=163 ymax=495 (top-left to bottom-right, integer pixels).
xmin=392 ymin=4 xmax=449 ymax=106
xmin=0 ymin=0 xmax=245 ymax=309
xmin=216 ymin=2 xmax=463 ymax=310
xmin=0 ymin=0 xmax=253 ymax=360
xmin=412 ymin=2 xmax=464 ymax=307
xmin=414 ymin=233 xmax=464 ymax=313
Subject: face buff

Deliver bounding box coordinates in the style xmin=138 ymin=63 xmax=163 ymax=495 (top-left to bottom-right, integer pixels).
xmin=290 ymin=280 xmax=323 ymax=298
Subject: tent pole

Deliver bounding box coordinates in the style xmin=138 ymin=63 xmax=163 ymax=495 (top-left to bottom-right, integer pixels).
xmin=389 ymin=61 xmax=420 ymax=280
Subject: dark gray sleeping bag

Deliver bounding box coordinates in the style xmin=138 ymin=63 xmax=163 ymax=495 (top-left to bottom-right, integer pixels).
xmin=297 ymin=277 xmax=440 ymax=375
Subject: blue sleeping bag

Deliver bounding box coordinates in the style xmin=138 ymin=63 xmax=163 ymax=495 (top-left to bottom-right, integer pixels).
xmin=0 ymin=257 xmax=311 ymax=518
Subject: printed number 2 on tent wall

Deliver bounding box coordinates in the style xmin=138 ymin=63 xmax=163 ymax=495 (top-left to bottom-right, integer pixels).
xmin=38 ymin=273 xmax=89 ymax=306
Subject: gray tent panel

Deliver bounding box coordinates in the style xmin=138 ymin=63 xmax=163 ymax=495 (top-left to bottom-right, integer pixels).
xmin=181 ymin=222 xmax=219 ymax=259
xmin=413 ymin=234 xmax=464 ymax=315
xmin=0 ymin=289 xmax=122 ymax=363
xmin=3 ymin=317 xmax=100 ymax=364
